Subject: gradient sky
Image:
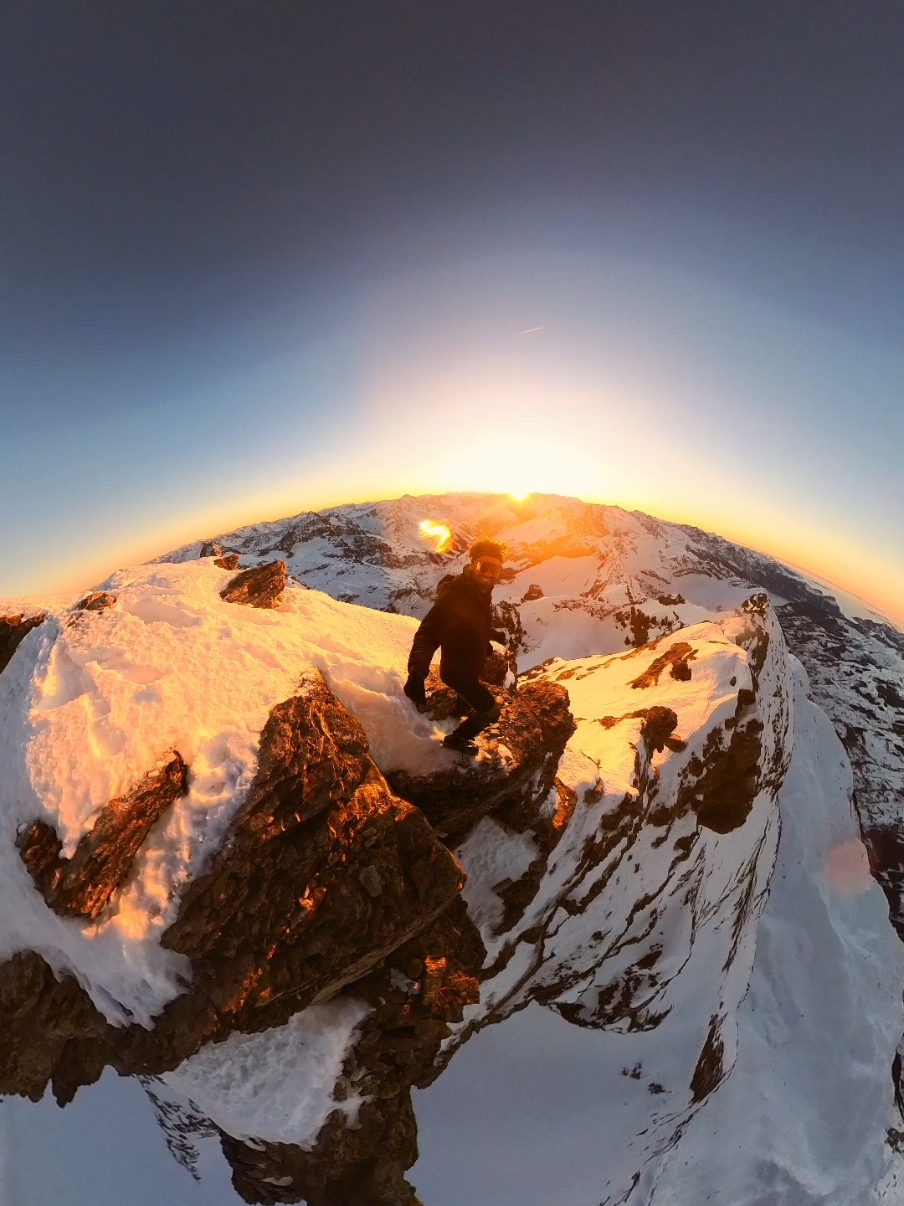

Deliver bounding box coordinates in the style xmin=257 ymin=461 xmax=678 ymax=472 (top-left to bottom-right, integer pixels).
xmin=1 ymin=2 xmax=902 ymax=623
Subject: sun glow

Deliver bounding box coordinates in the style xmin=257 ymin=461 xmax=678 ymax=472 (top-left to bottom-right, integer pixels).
xmin=419 ymin=519 xmax=454 ymax=554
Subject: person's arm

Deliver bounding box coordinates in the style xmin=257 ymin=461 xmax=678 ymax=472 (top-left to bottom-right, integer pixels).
xmin=405 ymin=601 xmax=448 ymax=701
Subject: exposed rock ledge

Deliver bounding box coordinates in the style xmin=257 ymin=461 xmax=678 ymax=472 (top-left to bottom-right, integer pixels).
xmin=0 ymin=563 xmax=793 ymax=1206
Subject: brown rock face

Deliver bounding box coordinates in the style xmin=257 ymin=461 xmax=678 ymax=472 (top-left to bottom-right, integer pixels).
xmin=214 ymin=554 xmax=241 ymax=570
xmin=159 ymin=673 xmax=463 ymax=1033
xmin=0 ymin=612 xmax=46 ymax=676
xmin=17 ymin=754 xmax=189 ymax=921
xmin=0 ymin=951 xmax=111 ymax=1102
xmin=219 ymin=898 xmax=485 ymax=1206
xmin=482 ymin=643 xmax=518 ymax=688
xmin=388 ymin=679 xmax=575 ymax=839
xmin=630 ymin=641 xmax=696 ymax=687
xmin=0 ymin=672 xmax=465 ymax=1118
xmin=76 ymin=592 xmax=117 ymax=612
xmin=220 ymin=560 xmax=288 ymax=609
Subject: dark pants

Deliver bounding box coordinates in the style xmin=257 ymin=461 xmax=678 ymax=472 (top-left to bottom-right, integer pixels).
xmin=439 ymin=667 xmax=495 ymax=714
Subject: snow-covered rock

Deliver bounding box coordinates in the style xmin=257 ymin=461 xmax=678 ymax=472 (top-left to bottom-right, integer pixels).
xmin=1 ymin=492 xmax=902 ymax=1206
xmin=166 ymin=492 xmax=904 ymax=945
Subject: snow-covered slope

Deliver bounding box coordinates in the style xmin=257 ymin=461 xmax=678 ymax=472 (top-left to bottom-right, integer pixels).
xmin=644 ymin=659 xmax=902 ymax=1206
xmin=162 ymin=492 xmax=904 ymax=928
xmin=0 ymin=492 xmax=901 ymax=1205
xmin=410 ymin=657 xmax=902 ymax=1206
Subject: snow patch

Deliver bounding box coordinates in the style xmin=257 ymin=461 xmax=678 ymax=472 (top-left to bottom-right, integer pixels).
xmin=162 ymin=997 xmax=372 ymax=1148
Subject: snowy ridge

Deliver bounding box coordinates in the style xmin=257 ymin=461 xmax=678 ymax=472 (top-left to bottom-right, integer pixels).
xmin=644 ymin=659 xmax=903 ymax=1206
xmin=163 ymin=492 xmax=904 ymax=907
xmin=155 ymin=491 xmax=904 ymax=1202
xmin=435 ymin=604 xmax=792 ymax=1203
xmin=0 ymin=492 xmax=901 ymax=1205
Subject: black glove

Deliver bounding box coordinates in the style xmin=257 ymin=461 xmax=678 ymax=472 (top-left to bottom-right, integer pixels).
xmin=403 ymin=675 xmax=427 ymax=708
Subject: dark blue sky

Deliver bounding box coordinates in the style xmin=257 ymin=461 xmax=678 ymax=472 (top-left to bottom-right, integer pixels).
xmin=2 ymin=1 xmax=902 ymax=618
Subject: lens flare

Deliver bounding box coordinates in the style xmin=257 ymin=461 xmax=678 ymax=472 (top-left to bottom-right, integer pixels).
xmin=419 ymin=519 xmax=453 ymax=554
xmin=824 ymin=841 xmax=873 ymax=895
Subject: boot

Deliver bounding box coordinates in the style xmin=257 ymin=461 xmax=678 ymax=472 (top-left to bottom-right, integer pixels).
xmin=442 ymin=701 xmax=501 ymax=751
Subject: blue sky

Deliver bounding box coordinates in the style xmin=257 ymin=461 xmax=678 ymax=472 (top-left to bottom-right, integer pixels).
xmin=1 ymin=3 xmax=902 ymax=623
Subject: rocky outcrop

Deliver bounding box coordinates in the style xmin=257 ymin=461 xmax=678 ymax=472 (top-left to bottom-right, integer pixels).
xmin=0 ymin=612 xmax=46 ymax=675
xmin=218 ymin=899 xmax=485 ymax=1206
xmin=401 ymin=599 xmax=793 ymax=1201
xmin=0 ymin=672 xmax=465 ymax=1112
xmin=388 ymin=678 xmax=574 ymax=840
xmin=75 ymin=591 xmax=116 ymax=612
xmin=17 ymin=753 xmax=189 ymax=920
xmin=184 ymin=598 xmax=793 ymax=1206
xmin=162 ymin=674 xmax=467 ymax=1035
xmin=221 ymin=560 xmax=287 ymax=608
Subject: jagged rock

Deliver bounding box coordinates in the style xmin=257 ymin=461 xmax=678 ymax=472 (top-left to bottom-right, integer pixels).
xmin=214 ymin=553 xmax=241 ymax=570
xmin=221 ymin=560 xmax=287 ymax=609
xmin=213 ymin=898 xmax=484 ymax=1206
xmin=17 ymin=753 xmax=188 ymax=920
xmin=160 ymin=671 xmax=465 ymax=1034
xmin=491 ymin=598 xmax=526 ymax=655
xmin=75 ymin=591 xmax=116 ymax=612
xmin=213 ymin=600 xmax=793 ymax=1206
xmin=0 ymin=671 xmax=464 ymax=1110
xmin=0 ymin=950 xmax=111 ymax=1102
xmin=200 ymin=541 xmax=225 ymax=557
xmin=0 ymin=612 xmax=46 ymax=675
xmin=388 ymin=679 xmax=575 ymax=839
xmin=482 ymin=642 xmax=518 ymax=688
xmin=408 ymin=598 xmax=794 ymax=1202
xmin=522 ymin=583 xmax=544 ymax=602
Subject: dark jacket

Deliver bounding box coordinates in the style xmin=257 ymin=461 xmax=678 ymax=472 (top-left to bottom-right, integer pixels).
xmin=408 ymin=569 xmax=495 ymax=689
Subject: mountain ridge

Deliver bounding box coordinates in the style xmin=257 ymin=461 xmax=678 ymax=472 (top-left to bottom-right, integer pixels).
xmin=0 ymin=491 xmax=901 ymax=1204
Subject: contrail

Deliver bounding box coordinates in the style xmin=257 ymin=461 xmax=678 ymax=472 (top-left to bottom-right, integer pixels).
xmin=517 ymin=326 xmax=544 ymax=335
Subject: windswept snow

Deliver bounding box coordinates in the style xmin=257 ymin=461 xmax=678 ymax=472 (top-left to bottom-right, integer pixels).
xmin=0 ymin=560 xmax=461 ymax=1024
xmin=643 ymin=659 xmax=904 ymax=1204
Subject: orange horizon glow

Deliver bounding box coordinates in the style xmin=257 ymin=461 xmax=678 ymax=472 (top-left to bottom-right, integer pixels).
xmin=3 ymin=482 xmax=901 ymax=633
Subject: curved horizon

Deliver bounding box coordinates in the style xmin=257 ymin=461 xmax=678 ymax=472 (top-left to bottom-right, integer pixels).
xmin=1 ymin=5 xmax=901 ymax=630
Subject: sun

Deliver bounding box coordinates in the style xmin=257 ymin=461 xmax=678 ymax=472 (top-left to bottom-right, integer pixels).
xmin=509 ymin=489 xmax=531 ymax=502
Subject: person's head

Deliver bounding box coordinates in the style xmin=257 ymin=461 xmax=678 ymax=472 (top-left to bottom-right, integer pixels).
xmin=469 ymin=539 xmax=505 ymax=590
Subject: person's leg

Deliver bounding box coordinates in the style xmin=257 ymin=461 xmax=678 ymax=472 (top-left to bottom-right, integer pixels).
xmin=439 ymin=670 xmax=495 ymax=714
xmin=439 ymin=671 xmax=501 ymax=749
